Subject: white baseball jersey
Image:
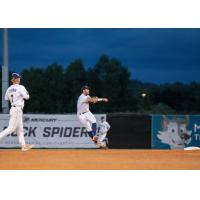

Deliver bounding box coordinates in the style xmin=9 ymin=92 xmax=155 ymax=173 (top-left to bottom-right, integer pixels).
xmin=77 ymin=93 xmax=96 ymax=132
xmin=77 ymin=94 xmax=90 ymax=114
xmin=0 ymin=83 xmax=30 ymax=147
xmin=98 ymin=121 xmax=110 ymax=133
xmin=5 ymin=84 xmax=29 ymax=108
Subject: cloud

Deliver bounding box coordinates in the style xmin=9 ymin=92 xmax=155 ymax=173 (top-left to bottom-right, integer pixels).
xmin=1 ymin=28 xmax=200 ymax=83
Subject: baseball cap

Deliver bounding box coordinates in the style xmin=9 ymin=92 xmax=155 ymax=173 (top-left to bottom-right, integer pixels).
xmin=12 ymin=73 xmax=21 ymax=79
xmin=81 ymin=85 xmax=89 ymax=91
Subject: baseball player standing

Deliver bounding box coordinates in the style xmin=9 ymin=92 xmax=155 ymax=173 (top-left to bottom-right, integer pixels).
xmin=77 ymin=86 xmax=108 ymax=146
xmin=0 ymin=73 xmax=33 ymax=151
xmin=98 ymin=116 xmax=110 ymax=148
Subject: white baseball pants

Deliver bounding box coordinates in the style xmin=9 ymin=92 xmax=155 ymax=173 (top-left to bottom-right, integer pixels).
xmin=0 ymin=107 xmax=26 ymax=146
xmin=98 ymin=132 xmax=107 ymax=142
xmin=78 ymin=111 xmax=96 ymax=132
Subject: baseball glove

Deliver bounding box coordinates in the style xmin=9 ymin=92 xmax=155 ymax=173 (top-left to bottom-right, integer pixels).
xmin=90 ymin=97 xmax=98 ymax=104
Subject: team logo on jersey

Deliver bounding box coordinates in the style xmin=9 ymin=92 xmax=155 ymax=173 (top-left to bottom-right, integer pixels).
xmin=8 ymin=88 xmax=17 ymax=93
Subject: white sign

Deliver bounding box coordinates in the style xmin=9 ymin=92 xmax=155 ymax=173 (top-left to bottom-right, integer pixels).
xmin=0 ymin=114 xmax=106 ymax=148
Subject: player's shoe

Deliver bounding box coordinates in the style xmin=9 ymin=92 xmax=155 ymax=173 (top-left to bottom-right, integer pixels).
xmin=92 ymin=135 xmax=98 ymax=144
xmin=98 ymin=142 xmax=108 ymax=149
xmin=21 ymin=144 xmax=34 ymax=152
xmin=100 ymin=145 xmax=108 ymax=149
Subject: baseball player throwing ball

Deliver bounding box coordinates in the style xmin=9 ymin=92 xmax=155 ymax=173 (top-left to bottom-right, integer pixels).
xmin=0 ymin=73 xmax=33 ymax=151
xmin=77 ymin=86 xmax=108 ymax=147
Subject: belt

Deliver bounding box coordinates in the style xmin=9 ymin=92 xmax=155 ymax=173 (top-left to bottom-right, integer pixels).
xmin=12 ymin=105 xmax=23 ymax=109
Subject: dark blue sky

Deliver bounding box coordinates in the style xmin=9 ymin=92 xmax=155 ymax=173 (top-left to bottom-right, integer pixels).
xmin=0 ymin=28 xmax=200 ymax=84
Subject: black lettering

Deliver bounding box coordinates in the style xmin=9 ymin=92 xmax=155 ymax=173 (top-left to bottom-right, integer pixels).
xmin=81 ymin=127 xmax=88 ymax=137
xmin=43 ymin=127 xmax=51 ymax=137
xmin=11 ymin=132 xmax=17 ymax=136
xmin=73 ymin=127 xmax=80 ymax=137
xmin=59 ymin=127 xmax=63 ymax=137
xmin=24 ymin=127 xmax=28 ymax=136
xmin=52 ymin=127 xmax=60 ymax=137
xmin=28 ymin=127 xmax=37 ymax=137
xmin=64 ymin=127 xmax=72 ymax=137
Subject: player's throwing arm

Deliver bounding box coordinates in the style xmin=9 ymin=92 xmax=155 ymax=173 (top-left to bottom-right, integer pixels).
xmin=87 ymin=96 xmax=108 ymax=104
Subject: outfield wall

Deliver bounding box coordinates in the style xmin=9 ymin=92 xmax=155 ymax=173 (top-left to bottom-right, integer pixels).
xmin=0 ymin=114 xmax=105 ymax=148
xmin=107 ymin=114 xmax=151 ymax=149
xmin=108 ymin=114 xmax=200 ymax=149
xmin=1 ymin=114 xmax=200 ymax=149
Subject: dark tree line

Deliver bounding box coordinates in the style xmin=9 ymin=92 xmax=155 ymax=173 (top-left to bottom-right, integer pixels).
xmin=0 ymin=54 xmax=200 ymax=114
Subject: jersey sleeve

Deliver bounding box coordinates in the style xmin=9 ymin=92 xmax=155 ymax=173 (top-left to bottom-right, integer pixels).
xmin=105 ymin=122 xmax=111 ymax=130
xmin=20 ymin=86 xmax=30 ymax=100
xmin=4 ymin=89 xmax=9 ymax=101
xmin=83 ymin=95 xmax=90 ymax=103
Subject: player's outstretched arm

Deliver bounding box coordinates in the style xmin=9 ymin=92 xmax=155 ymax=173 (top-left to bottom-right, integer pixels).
xmin=97 ymin=98 xmax=108 ymax=102
xmin=87 ymin=97 xmax=108 ymax=104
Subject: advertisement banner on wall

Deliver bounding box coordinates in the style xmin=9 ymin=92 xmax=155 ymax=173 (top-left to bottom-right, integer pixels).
xmin=0 ymin=114 xmax=106 ymax=148
xmin=152 ymin=115 xmax=200 ymax=149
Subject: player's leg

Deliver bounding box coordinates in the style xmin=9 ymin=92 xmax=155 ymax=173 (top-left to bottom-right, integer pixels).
xmin=98 ymin=131 xmax=108 ymax=148
xmin=99 ymin=132 xmax=107 ymax=143
xmin=78 ymin=114 xmax=93 ymax=139
xmin=16 ymin=109 xmax=26 ymax=146
xmin=16 ymin=109 xmax=33 ymax=151
xmin=85 ymin=112 xmax=99 ymax=143
xmin=86 ymin=111 xmax=97 ymax=136
xmin=86 ymin=112 xmax=108 ymax=148
xmin=0 ymin=107 xmax=19 ymax=140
